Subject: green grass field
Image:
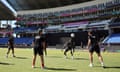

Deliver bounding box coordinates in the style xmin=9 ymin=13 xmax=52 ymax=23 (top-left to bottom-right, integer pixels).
xmin=0 ymin=48 xmax=120 ymax=72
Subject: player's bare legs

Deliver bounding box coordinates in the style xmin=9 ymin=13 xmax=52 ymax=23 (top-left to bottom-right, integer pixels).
xmin=32 ymin=55 xmax=37 ymax=68
xmin=40 ymin=55 xmax=45 ymax=68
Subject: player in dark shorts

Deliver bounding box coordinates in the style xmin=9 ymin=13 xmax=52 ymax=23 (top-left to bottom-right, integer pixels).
xmin=86 ymin=30 xmax=105 ymax=67
xmin=63 ymin=38 xmax=75 ymax=59
xmin=32 ymin=29 xmax=46 ymax=69
xmin=6 ymin=34 xmax=15 ymax=58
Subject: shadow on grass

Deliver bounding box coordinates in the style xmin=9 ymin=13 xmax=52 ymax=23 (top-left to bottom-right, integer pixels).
xmin=47 ymin=56 xmax=62 ymax=58
xmin=73 ymin=58 xmax=88 ymax=60
xmin=15 ymin=56 xmax=28 ymax=59
xmin=0 ymin=62 xmax=14 ymax=65
xmin=104 ymin=66 xmax=120 ymax=69
xmin=45 ymin=67 xmax=76 ymax=71
xmin=94 ymin=66 xmax=120 ymax=69
xmin=35 ymin=67 xmax=76 ymax=71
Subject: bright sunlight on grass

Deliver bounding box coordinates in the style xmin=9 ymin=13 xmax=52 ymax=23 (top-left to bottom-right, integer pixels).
xmin=0 ymin=48 xmax=120 ymax=72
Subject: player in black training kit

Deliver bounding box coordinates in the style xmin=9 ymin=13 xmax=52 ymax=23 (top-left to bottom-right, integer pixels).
xmin=63 ymin=33 xmax=75 ymax=59
xmin=86 ymin=30 xmax=105 ymax=67
xmin=32 ymin=29 xmax=46 ymax=69
xmin=6 ymin=34 xmax=15 ymax=58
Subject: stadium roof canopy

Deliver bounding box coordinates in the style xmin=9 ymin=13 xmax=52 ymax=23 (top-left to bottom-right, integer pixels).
xmin=0 ymin=1 xmax=15 ymax=20
xmin=0 ymin=0 xmax=93 ymax=20
xmin=6 ymin=0 xmax=93 ymax=11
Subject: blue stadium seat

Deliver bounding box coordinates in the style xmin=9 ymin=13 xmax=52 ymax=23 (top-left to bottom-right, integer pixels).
xmin=0 ymin=37 xmax=8 ymax=44
xmin=14 ymin=37 xmax=34 ymax=45
xmin=0 ymin=37 xmax=34 ymax=45
xmin=103 ymin=34 xmax=120 ymax=44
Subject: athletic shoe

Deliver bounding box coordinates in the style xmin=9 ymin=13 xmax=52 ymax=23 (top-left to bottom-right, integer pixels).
xmin=89 ymin=63 xmax=93 ymax=67
xmin=41 ymin=66 xmax=46 ymax=69
xmin=32 ymin=65 xmax=35 ymax=68
xmin=101 ymin=63 xmax=105 ymax=67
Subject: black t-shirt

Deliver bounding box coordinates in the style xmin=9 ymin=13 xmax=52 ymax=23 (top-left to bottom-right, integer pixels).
xmin=8 ymin=36 xmax=14 ymax=46
xmin=88 ymin=32 xmax=99 ymax=46
xmin=67 ymin=40 xmax=75 ymax=48
xmin=33 ymin=35 xmax=45 ymax=48
xmin=67 ymin=42 xmax=72 ymax=48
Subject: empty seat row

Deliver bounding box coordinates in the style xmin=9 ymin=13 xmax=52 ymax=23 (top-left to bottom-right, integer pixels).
xmin=0 ymin=37 xmax=34 ymax=45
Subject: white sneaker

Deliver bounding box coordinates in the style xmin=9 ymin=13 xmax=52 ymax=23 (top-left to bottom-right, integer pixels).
xmin=101 ymin=63 xmax=105 ymax=67
xmin=89 ymin=63 xmax=93 ymax=67
xmin=41 ymin=66 xmax=46 ymax=69
xmin=32 ymin=65 xmax=35 ymax=68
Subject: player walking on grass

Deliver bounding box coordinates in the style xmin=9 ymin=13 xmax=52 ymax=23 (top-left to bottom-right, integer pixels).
xmin=32 ymin=29 xmax=46 ymax=69
xmin=86 ymin=30 xmax=105 ymax=67
xmin=6 ymin=34 xmax=16 ymax=58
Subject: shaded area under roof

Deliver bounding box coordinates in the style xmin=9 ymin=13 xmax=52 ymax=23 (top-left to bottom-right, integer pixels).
xmin=7 ymin=0 xmax=93 ymax=11
xmin=0 ymin=1 xmax=15 ymax=20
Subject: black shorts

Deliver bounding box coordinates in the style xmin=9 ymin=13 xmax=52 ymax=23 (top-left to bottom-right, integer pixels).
xmin=65 ymin=47 xmax=72 ymax=52
xmin=33 ymin=47 xmax=43 ymax=55
xmin=8 ymin=46 xmax=14 ymax=49
xmin=89 ymin=45 xmax=100 ymax=53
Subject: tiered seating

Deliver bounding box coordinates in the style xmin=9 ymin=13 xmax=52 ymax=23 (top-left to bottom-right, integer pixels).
xmin=15 ymin=0 xmax=120 ymax=27
xmin=0 ymin=37 xmax=8 ymax=44
xmin=14 ymin=27 xmax=39 ymax=33
xmin=14 ymin=37 xmax=34 ymax=45
xmin=63 ymin=21 xmax=88 ymax=30
xmin=64 ymin=21 xmax=88 ymax=27
xmin=109 ymin=18 xmax=120 ymax=27
xmin=87 ymin=19 xmax=111 ymax=29
xmin=103 ymin=33 xmax=120 ymax=44
xmin=45 ymin=25 xmax=62 ymax=33
xmin=0 ymin=37 xmax=34 ymax=46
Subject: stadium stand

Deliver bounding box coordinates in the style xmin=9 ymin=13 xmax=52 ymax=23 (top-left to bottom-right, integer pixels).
xmin=102 ymin=33 xmax=120 ymax=52
xmin=109 ymin=17 xmax=120 ymax=28
xmin=14 ymin=37 xmax=33 ymax=45
xmin=87 ymin=19 xmax=111 ymax=30
xmin=0 ymin=0 xmax=120 ymax=49
xmin=103 ymin=33 xmax=120 ymax=44
xmin=0 ymin=37 xmax=33 ymax=46
xmin=45 ymin=25 xmax=62 ymax=33
xmin=0 ymin=37 xmax=8 ymax=45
